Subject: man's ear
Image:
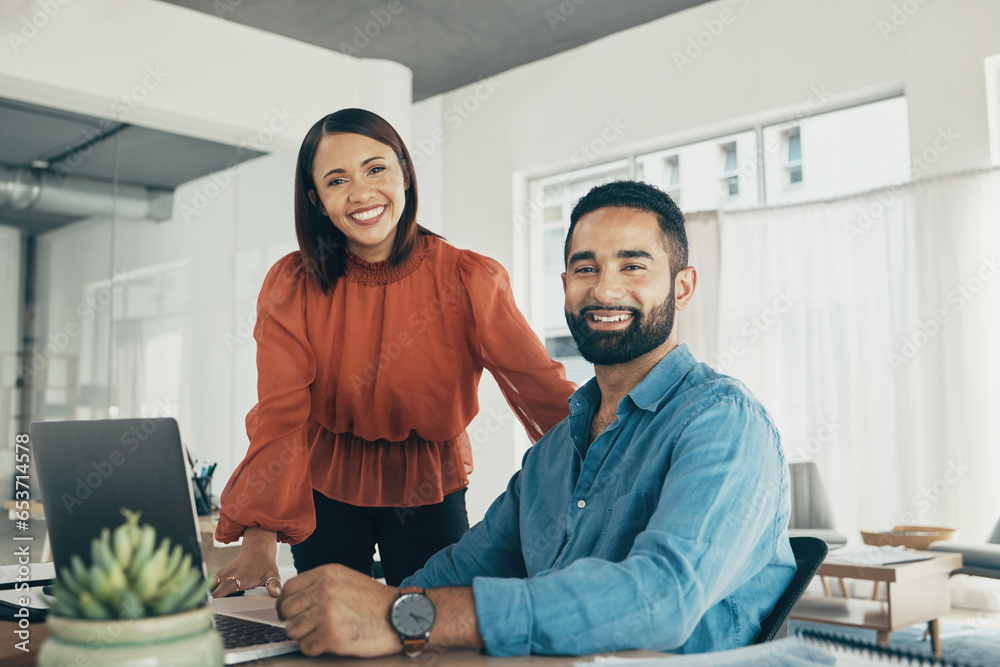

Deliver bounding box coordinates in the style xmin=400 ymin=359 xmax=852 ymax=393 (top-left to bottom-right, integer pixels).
xmin=674 ymin=266 xmax=698 ymax=311
xmin=561 ymin=272 xmax=567 ymax=292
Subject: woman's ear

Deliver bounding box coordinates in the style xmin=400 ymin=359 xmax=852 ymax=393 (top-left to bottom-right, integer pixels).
xmin=307 ymin=190 xmax=325 ymax=215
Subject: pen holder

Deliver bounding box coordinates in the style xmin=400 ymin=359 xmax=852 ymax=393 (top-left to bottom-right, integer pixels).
xmin=192 ymin=476 xmax=213 ymax=516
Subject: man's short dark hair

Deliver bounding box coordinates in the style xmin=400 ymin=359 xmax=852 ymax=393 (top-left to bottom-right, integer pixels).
xmin=565 ymin=180 xmax=688 ymax=276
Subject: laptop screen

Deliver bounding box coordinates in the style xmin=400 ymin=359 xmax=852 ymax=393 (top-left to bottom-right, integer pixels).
xmin=31 ymin=418 xmax=205 ymax=576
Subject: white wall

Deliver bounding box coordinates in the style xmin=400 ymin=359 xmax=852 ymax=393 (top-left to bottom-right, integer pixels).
xmin=0 ymin=0 xmax=410 ymax=150
xmin=410 ymin=0 xmax=1000 ymax=522
xmin=5 ymin=0 xmax=413 ymax=509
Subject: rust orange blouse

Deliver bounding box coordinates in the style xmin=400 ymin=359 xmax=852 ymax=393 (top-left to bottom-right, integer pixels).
xmin=216 ymin=235 xmax=575 ymax=545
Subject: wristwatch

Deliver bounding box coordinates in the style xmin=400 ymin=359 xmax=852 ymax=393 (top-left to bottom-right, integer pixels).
xmin=388 ymin=586 xmax=436 ymax=657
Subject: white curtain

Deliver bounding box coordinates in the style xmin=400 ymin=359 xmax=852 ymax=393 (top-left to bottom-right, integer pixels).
xmin=677 ymin=210 xmax=720 ymax=364
xmin=711 ymin=168 xmax=1000 ymax=543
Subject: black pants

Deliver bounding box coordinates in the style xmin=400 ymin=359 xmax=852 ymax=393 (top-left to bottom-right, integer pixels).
xmin=290 ymin=488 xmax=470 ymax=586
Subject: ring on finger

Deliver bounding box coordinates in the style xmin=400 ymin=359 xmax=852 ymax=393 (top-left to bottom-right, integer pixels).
xmin=264 ymin=576 xmax=281 ymax=587
xmin=210 ymin=573 xmax=220 ymax=585
xmin=225 ymin=577 xmax=241 ymax=592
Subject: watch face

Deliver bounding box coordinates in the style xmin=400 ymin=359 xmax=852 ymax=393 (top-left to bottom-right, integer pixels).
xmin=390 ymin=593 xmax=436 ymax=638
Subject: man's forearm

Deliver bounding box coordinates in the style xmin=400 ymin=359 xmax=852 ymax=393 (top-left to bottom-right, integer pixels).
xmin=426 ymin=587 xmax=484 ymax=650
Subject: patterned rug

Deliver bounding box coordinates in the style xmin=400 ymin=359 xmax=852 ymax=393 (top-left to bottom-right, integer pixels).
xmin=788 ymin=620 xmax=1000 ymax=666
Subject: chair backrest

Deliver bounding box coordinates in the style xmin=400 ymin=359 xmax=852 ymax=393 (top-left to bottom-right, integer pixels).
xmin=788 ymin=462 xmax=837 ymax=530
xmin=752 ymin=536 xmax=828 ymax=644
xmin=988 ymin=515 xmax=1000 ymax=545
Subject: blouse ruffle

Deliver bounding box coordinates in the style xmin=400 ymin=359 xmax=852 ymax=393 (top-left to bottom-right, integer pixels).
xmin=216 ymin=235 xmax=574 ymax=544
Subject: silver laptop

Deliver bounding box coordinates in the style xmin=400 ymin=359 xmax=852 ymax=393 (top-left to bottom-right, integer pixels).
xmin=31 ymin=418 xmax=299 ymax=664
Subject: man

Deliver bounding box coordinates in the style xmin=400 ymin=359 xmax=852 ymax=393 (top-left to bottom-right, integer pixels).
xmin=276 ymin=180 xmax=795 ymax=658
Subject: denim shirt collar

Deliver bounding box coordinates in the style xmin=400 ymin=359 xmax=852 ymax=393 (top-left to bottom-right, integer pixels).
xmin=568 ymin=343 xmax=697 ymax=418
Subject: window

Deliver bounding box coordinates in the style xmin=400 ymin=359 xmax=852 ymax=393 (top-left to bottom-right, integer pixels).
xmin=525 ymin=160 xmax=629 ymax=385
xmin=785 ymin=128 xmax=802 ymax=186
xmin=521 ymin=95 xmax=910 ymax=384
xmin=987 ymin=54 xmax=1000 ymax=165
xmin=663 ymin=156 xmax=681 ymax=203
xmin=636 ymin=130 xmax=757 ymax=212
xmin=721 ymin=143 xmax=739 ymax=197
xmin=762 ymin=96 xmax=909 ymax=204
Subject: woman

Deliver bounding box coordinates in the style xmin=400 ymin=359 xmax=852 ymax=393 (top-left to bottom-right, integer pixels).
xmin=210 ymin=109 xmax=574 ymax=596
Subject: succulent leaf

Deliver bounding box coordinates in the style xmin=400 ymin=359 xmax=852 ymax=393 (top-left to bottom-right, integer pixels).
xmin=51 ymin=508 xmax=207 ymax=620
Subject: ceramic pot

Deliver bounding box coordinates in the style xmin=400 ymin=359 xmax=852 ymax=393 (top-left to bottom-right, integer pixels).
xmin=39 ymin=605 xmax=223 ymax=667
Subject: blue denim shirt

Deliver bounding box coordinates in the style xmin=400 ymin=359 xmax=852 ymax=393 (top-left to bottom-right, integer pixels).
xmin=403 ymin=344 xmax=795 ymax=656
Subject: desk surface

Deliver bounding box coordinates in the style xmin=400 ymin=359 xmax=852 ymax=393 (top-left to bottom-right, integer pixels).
xmin=0 ymin=622 xmax=667 ymax=666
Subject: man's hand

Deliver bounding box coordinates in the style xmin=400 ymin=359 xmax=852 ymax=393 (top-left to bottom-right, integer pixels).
xmin=277 ymin=564 xmax=400 ymax=657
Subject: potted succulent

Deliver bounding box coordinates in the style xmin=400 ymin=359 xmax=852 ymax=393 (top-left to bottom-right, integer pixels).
xmin=40 ymin=509 xmax=223 ymax=667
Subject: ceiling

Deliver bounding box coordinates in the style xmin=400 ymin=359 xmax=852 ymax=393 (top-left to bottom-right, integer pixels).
xmin=0 ymin=97 xmax=262 ymax=235
xmin=157 ymin=0 xmax=712 ymax=101
xmin=3 ymin=1 xmax=712 ymax=236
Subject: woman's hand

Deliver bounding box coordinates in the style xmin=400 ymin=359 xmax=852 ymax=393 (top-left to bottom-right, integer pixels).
xmin=210 ymin=527 xmax=283 ymax=598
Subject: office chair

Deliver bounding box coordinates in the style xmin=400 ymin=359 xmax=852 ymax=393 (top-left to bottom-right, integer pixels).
xmin=753 ymin=536 xmax=829 ymax=644
xmin=787 ymin=462 xmax=848 ymax=548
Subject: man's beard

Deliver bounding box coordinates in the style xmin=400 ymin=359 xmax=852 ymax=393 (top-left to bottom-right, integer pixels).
xmin=565 ymin=288 xmax=675 ymax=366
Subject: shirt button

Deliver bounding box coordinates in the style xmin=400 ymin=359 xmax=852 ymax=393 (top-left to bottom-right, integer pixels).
xmin=577 ymin=499 xmax=586 ymax=509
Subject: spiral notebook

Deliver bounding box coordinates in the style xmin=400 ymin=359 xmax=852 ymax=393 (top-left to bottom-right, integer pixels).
xmin=794 ymin=628 xmax=982 ymax=666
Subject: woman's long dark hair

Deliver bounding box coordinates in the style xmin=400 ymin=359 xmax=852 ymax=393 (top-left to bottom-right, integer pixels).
xmin=294 ymin=108 xmax=439 ymax=293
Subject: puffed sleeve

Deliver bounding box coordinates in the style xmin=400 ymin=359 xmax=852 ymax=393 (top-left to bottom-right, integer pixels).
xmin=215 ymin=253 xmax=318 ymax=544
xmin=457 ymin=251 xmax=575 ymax=442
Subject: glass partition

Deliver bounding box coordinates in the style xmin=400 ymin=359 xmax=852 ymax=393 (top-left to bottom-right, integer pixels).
xmin=0 ymin=98 xmax=297 ymax=562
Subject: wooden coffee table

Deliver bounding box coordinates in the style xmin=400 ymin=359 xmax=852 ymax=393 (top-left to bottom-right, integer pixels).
xmin=790 ymin=550 xmax=962 ymax=658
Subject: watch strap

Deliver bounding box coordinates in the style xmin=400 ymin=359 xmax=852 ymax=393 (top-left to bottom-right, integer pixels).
xmin=402 ymin=637 xmax=427 ymax=657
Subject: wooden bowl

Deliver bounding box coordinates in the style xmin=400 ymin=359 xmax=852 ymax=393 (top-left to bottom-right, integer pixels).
xmin=859 ymin=525 xmax=957 ymax=550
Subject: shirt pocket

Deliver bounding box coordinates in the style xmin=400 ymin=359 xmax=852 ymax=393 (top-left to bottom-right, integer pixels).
xmin=594 ymin=492 xmax=650 ymax=562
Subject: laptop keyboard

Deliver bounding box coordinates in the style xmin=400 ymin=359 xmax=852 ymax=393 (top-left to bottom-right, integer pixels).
xmin=214 ymin=614 xmax=291 ymax=649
